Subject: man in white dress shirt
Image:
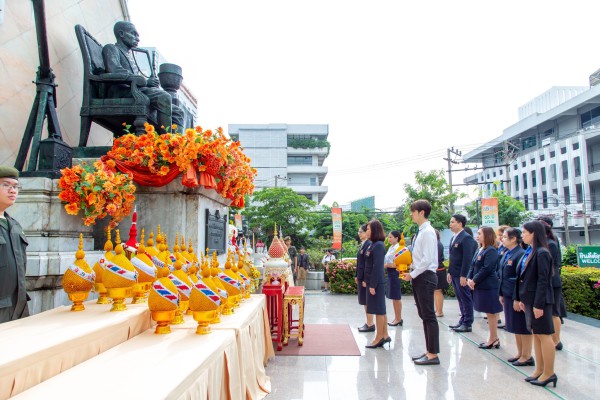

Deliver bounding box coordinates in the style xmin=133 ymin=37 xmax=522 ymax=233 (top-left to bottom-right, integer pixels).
xmin=403 ymin=200 xmax=440 ymax=365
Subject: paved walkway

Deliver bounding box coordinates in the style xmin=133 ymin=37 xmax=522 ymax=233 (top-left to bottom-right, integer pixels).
xmin=265 ymin=292 xmax=599 ymax=400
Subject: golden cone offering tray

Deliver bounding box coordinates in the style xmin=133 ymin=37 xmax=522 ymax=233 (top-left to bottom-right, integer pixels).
xmin=193 ymin=310 xmax=217 ymax=334
xmin=94 ymin=283 xmax=111 ymax=304
xmin=106 ymin=287 xmax=128 ymax=311
xmin=171 ymin=300 xmax=189 ymax=324
xmin=222 ymin=296 xmax=235 ymax=315
xmin=68 ymin=291 xmax=89 ymax=311
xmin=151 ymin=310 xmax=176 ymax=334
xmin=131 ymin=282 xmax=151 ymax=304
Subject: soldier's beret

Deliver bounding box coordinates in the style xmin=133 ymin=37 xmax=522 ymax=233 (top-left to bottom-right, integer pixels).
xmin=0 ymin=166 xmax=19 ymax=179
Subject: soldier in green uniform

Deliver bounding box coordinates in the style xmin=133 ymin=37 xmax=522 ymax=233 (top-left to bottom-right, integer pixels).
xmin=0 ymin=166 xmax=30 ymax=323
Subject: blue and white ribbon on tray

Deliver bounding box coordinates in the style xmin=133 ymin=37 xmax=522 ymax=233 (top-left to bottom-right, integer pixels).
xmin=152 ymin=281 xmax=179 ymax=305
xmin=167 ymin=273 xmax=191 ymax=298
xmin=193 ymin=279 xmax=221 ymax=306
xmin=131 ymin=256 xmax=157 ymax=278
xmin=67 ymin=264 xmax=96 ymax=284
xmin=102 ymin=260 xmax=138 ymax=282
xmin=218 ymin=273 xmax=240 ymax=290
xmin=151 ymin=256 xmax=165 ymax=269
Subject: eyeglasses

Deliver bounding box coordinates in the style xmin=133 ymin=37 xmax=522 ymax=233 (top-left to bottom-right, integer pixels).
xmin=0 ymin=183 xmax=20 ymax=191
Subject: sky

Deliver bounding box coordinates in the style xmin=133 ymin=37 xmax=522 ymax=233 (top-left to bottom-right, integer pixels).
xmin=127 ymin=0 xmax=600 ymax=210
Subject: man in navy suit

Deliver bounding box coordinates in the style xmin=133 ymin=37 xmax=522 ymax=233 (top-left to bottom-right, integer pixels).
xmin=447 ymin=214 xmax=477 ymax=332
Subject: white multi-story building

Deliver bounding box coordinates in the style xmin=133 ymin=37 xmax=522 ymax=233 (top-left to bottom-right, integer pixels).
xmin=464 ymin=85 xmax=600 ymax=244
xmin=228 ymin=124 xmax=329 ymax=203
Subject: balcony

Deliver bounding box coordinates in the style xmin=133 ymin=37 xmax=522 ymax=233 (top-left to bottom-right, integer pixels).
xmin=287 ymin=165 xmax=328 ymax=175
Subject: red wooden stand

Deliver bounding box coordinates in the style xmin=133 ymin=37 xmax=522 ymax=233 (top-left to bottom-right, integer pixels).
xmin=262 ymin=283 xmax=285 ymax=351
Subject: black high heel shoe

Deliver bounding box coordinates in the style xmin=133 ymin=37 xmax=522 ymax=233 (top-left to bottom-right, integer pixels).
xmin=478 ymin=338 xmax=500 ymax=349
xmin=524 ymin=375 xmax=541 ymax=382
xmin=512 ymin=357 xmax=535 ymax=366
xmin=366 ymin=338 xmax=386 ymax=349
xmin=530 ymin=374 xmax=558 ymax=388
xmin=387 ymin=319 xmax=403 ymax=327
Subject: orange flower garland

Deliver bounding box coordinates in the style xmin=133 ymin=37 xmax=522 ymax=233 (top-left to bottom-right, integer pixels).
xmin=58 ymin=123 xmax=256 ymax=227
xmin=58 ymin=160 xmax=136 ymax=228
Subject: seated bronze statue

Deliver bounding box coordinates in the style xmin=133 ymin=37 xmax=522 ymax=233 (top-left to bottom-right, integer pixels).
xmin=75 ymin=22 xmax=185 ymax=147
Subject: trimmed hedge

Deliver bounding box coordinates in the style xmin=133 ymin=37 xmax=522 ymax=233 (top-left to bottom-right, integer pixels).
xmin=561 ymin=266 xmax=600 ymax=319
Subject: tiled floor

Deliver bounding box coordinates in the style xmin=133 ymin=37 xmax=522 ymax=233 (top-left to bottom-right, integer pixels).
xmin=265 ymin=292 xmax=599 ymax=400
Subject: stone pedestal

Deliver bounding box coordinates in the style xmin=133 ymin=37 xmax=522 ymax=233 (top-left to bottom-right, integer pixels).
xmin=305 ymin=271 xmax=324 ymax=290
xmin=11 ymin=176 xmax=231 ymax=314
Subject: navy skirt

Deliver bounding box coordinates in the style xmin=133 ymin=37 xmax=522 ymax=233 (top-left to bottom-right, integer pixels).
xmin=524 ymin=303 xmax=555 ymax=335
xmin=385 ymin=268 xmax=402 ymax=300
xmin=357 ymin=280 xmax=367 ymax=305
xmin=366 ymin=282 xmax=386 ymax=315
xmin=503 ymin=294 xmax=531 ymax=335
xmin=473 ymin=288 xmax=503 ymax=314
xmin=552 ymin=287 xmax=567 ymax=318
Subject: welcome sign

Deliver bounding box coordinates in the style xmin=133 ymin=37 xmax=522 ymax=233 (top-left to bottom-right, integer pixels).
xmin=481 ymin=197 xmax=499 ymax=227
xmin=577 ymin=246 xmax=600 ymax=268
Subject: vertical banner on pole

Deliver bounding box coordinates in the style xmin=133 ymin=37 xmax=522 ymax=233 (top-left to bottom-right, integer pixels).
xmin=331 ymin=207 xmax=342 ymax=250
xmin=234 ymin=213 xmax=243 ymax=231
xmin=481 ymin=197 xmax=499 ymax=227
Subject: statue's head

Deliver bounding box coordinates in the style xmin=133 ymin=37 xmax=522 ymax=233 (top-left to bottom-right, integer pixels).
xmin=114 ymin=21 xmax=139 ymax=49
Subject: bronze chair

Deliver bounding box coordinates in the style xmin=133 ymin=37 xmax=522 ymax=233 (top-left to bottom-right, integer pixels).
xmin=75 ymin=24 xmax=158 ymax=147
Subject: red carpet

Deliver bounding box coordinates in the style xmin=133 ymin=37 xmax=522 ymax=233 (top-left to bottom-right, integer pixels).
xmin=276 ymin=324 xmax=361 ymax=356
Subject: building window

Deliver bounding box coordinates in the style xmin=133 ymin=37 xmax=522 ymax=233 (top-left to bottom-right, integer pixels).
xmin=531 ymin=171 xmax=537 ymax=187
xmin=574 ymin=156 xmax=581 ymax=177
xmin=524 ymin=195 xmax=529 ymax=209
xmin=542 ymin=192 xmax=548 ymax=208
xmin=581 ymin=104 xmax=600 ymax=128
xmin=550 ymin=164 xmax=557 ymax=183
xmin=515 ymin=175 xmax=519 ymax=191
xmin=533 ymin=193 xmax=538 ymax=209
xmin=530 ymin=158 xmax=535 ymax=164
xmin=576 ymin=183 xmax=583 ymax=203
xmin=550 ymin=151 xmax=556 ymax=158
xmin=287 ymin=156 xmax=313 ymax=165
xmin=573 ymin=142 xmax=580 ymax=150
xmin=500 ymin=181 xmax=505 ymax=190
xmin=493 ymin=171 xmax=496 ymax=177
xmin=564 ymin=186 xmax=570 ymax=205
xmin=522 ymin=136 xmax=537 ymax=150
xmin=561 ymin=147 xmax=567 ymax=154
xmin=562 ymin=160 xmax=569 ymax=180
xmin=540 ymin=154 xmax=545 ymax=161
xmin=487 ymin=174 xmax=490 ymax=180
xmin=310 ymin=177 xmax=317 ymax=186
xmin=541 ymin=167 xmax=547 ymax=185
xmin=522 ymin=161 xmax=526 ymax=167
xmin=553 ymin=189 xmax=559 ymax=206
xmin=523 ymin=173 xmax=528 ymax=189
xmin=513 ymin=164 xmax=518 ymax=171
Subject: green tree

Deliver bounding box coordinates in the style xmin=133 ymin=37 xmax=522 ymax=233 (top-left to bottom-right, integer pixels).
xmin=242 ymin=188 xmax=317 ymax=246
xmin=464 ymin=190 xmax=532 ymax=227
xmin=400 ymin=170 xmax=463 ymax=235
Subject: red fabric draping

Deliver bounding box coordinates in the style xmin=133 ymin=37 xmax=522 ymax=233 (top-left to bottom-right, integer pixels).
xmin=182 ymin=166 xmax=199 ymax=188
xmin=199 ymin=172 xmax=217 ymax=189
xmin=104 ymin=156 xmax=181 ymax=187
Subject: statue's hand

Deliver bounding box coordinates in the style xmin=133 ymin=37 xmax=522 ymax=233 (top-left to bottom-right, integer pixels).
xmin=147 ymin=77 xmax=160 ymax=87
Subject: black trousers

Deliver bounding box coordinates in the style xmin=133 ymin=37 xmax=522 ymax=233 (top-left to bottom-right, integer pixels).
xmin=412 ymin=270 xmax=440 ymax=354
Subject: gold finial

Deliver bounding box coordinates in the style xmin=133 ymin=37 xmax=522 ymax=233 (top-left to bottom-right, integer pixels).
xmin=273 ymin=223 xmax=278 ymax=236
xmin=104 ymin=228 xmax=113 ymax=252
xmin=147 ymin=231 xmax=155 ymax=247
xmin=138 ymin=229 xmax=147 ymax=253
xmin=174 ymin=233 xmax=180 ymax=252
xmin=115 ymin=229 xmax=123 ymax=255
xmin=76 ymin=233 xmax=85 ymax=260
xmin=188 ymin=239 xmax=193 ymax=253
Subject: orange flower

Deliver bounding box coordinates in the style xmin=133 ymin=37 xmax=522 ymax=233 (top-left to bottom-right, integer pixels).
xmin=65 ymin=203 xmax=79 ymax=215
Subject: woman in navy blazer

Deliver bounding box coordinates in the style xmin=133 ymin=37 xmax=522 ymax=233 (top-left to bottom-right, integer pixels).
xmin=498 ymin=228 xmax=532 ymax=366
xmin=467 ymin=226 xmax=502 ymax=349
xmin=364 ymin=219 xmax=390 ymax=348
xmin=355 ymin=224 xmax=374 ymax=332
xmin=516 ymin=221 xmax=557 ymax=388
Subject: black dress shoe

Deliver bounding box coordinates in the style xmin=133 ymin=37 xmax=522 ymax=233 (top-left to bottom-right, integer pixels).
xmin=530 ymin=374 xmax=558 ymax=387
xmin=555 ymin=341 xmax=563 ymax=351
xmin=512 ymin=357 xmax=535 ymax=366
xmin=414 ymin=355 xmax=440 ymax=365
xmin=366 ymin=337 xmax=390 ymax=349
xmin=478 ymin=338 xmax=500 ymax=349
xmin=524 ymin=375 xmax=541 ymax=382
xmin=449 ymin=322 xmax=462 ymax=329
xmin=452 ymin=325 xmax=472 ymax=332
xmin=387 ymin=319 xmax=403 ymax=327
xmin=411 ymin=353 xmax=426 ymax=361
xmin=507 ymin=356 xmax=520 ymax=363
xmin=358 ymin=324 xmax=375 ymax=333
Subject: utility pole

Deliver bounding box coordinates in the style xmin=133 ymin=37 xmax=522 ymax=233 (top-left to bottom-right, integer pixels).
xmin=274 ymin=175 xmax=287 ymax=188
xmin=444 ymin=147 xmax=462 ymax=213
xmin=563 ymin=206 xmax=571 ymax=246
xmin=583 ymin=193 xmax=590 ymax=245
